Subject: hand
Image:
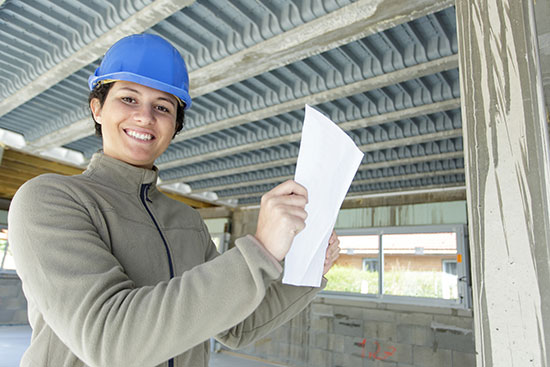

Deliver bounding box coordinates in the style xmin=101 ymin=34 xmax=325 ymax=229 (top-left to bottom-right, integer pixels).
xmin=323 ymin=230 xmax=340 ymax=275
xmin=255 ymin=180 xmax=308 ymax=261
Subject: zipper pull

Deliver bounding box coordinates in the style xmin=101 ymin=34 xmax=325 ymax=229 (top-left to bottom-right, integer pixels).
xmin=143 ymin=184 xmax=153 ymax=203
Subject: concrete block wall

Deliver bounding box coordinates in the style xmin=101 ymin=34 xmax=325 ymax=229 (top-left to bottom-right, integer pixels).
xmin=0 ymin=273 xmax=28 ymax=325
xmin=234 ymin=297 xmax=475 ymax=367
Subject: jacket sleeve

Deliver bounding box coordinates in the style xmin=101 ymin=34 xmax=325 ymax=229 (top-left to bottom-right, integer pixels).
xmin=8 ymin=176 xmax=285 ymax=367
xmin=211 ymin=235 xmax=326 ymax=349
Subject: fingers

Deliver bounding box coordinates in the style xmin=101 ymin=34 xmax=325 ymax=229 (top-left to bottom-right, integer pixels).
xmin=255 ymin=181 xmax=309 ymax=261
xmin=323 ymin=230 xmax=341 ymax=275
xmin=265 ymin=180 xmax=308 ymax=202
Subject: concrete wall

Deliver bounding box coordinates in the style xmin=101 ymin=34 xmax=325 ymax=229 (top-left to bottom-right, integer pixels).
xmin=235 ymin=297 xmax=475 ymax=367
xmin=0 ymin=273 xmax=27 ymax=325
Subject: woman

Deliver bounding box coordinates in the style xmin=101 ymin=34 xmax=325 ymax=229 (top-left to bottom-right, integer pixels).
xmin=8 ymin=34 xmax=340 ymax=367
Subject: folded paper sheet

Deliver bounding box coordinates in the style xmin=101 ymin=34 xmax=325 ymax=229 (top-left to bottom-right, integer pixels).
xmin=282 ymin=105 xmax=364 ymax=287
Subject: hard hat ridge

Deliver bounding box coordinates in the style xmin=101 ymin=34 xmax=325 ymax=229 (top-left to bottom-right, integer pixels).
xmin=88 ymin=33 xmax=192 ymax=109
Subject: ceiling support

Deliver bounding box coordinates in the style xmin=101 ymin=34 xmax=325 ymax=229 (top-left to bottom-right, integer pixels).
xmin=456 ymin=0 xmax=550 ymax=365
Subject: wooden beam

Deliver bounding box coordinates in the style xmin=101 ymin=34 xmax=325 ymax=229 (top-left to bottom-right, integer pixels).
xmin=0 ymin=147 xmax=214 ymax=208
xmin=159 ymin=190 xmax=214 ymax=208
xmin=197 ymin=206 xmax=234 ymax=220
xmin=2 ymin=149 xmax=83 ymax=175
xmin=456 ymin=0 xmax=550 ymax=365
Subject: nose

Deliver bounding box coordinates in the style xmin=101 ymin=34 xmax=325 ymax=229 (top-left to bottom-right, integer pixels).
xmin=134 ymin=104 xmax=155 ymax=125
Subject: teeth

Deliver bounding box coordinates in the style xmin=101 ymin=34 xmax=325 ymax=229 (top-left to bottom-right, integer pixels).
xmin=127 ymin=130 xmax=153 ymax=141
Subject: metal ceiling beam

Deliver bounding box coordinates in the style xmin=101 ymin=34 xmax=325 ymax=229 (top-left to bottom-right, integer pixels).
xmin=25 ymin=117 xmax=92 ymax=153
xmin=0 ymin=0 xmax=196 ymax=119
xmin=158 ymin=98 xmax=461 ymax=170
xmin=162 ymin=150 xmax=463 ymax=187
xmin=217 ymin=170 xmax=465 ymax=200
xmin=187 ymin=151 xmax=463 ymax=193
xmin=26 ymin=53 xmax=458 ymax=153
xmin=176 ymin=55 xmax=459 ymax=143
xmin=189 ymin=0 xmax=455 ymax=97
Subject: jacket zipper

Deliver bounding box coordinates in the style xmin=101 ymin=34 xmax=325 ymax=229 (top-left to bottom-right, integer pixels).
xmin=140 ymin=184 xmax=175 ymax=367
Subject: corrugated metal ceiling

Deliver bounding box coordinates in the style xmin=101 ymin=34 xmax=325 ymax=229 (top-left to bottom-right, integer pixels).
xmin=0 ymin=0 xmax=463 ymax=206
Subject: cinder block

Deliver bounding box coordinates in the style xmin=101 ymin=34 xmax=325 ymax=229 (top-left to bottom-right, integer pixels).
xmin=308 ymin=348 xmax=332 ymax=367
xmin=377 ymin=322 xmax=398 ymax=342
xmin=342 ymin=353 xmax=365 ymax=367
xmin=290 ymin=328 xmax=308 ymax=345
xmin=434 ymin=330 xmax=475 ymax=354
xmin=452 ymin=350 xmax=476 ymax=367
xmin=12 ymin=310 xmax=28 ymax=324
xmin=433 ymin=315 xmax=474 ymax=331
xmin=358 ymin=341 xmax=413 ymax=365
xmin=386 ymin=303 xmax=452 ymax=316
xmin=309 ymin=332 xmax=329 ymax=349
xmin=277 ymin=342 xmax=290 ymax=360
xmin=363 ymin=309 xmax=397 ymax=323
xmin=0 ymin=284 xmax=19 ymax=298
xmin=332 ymin=352 xmax=345 ymax=367
xmin=289 ymin=344 xmax=306 ymax=362
xmin=1 ymin=297 xmax=26 ymax=310
xmin=397 ymin=312 xmax=433 ymax=327
xmin=311 ymin=303 xmax=334 ymax=317
xmin=364 ymin=322 xmax=378 ymax=339
xmin=0 ymin=309 xmax=15 ymax=324
xmin=412 ymin=345 xmax=452 ymax=367
xmin=334 ymin=318 xmax=364 ymax=337
xmin=456 ymin=309 xmax=473 ymax=318
xmin=396 ymin=325 xmax=434 ymax=347
xmin=369 ymin=360 xmax=397 ymax=367
xmin=343 ymin=336 xmax=370 ymax=356
xmin=347 ymin=338 xmax=410 ymax=365
xmin=311 ymin=317 xmax=331 ymax=333
xmin=328 ymin=333 xmax=345 ymax=353
xmin=290 ymin=311 xmax=307 ymax=328
xmin=334 ymin=305 xmax=363 ymax=319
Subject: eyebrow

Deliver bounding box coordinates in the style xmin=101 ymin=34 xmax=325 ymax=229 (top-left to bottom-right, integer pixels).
xmin=118 ymin=87 xmax=177 ymax=108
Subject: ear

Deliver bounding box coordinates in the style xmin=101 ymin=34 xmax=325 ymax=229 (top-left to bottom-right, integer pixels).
xmin=90 ymin=98 xmax=102 ymax=123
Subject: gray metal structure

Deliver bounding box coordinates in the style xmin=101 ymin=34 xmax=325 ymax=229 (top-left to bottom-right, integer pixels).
xmin=0 ymin=0 xmax=463 ymax=206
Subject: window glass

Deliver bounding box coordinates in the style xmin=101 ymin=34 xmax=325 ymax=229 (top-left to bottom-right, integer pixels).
xmin=324 ymin=235 xmax=379 ymax=294
xmin=382 ymin=232 xmax=458 ymax=299
xmin=323 ymin=226 xmax=467 ymax=307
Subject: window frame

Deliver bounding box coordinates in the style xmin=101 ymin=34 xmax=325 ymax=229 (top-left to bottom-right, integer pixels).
xmin=321 ymin=224 xmax=471 ymax=309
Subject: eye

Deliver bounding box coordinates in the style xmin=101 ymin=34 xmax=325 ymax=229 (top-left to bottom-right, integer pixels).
xmin=156 ymin=105 xmax=171 ymax=114
xmin=121 ymin=96 xmax=136 ymax=104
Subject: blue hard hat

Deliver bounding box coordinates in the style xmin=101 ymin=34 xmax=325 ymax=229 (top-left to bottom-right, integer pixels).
xmin=88 ymin=33 xmax=192 ymax=109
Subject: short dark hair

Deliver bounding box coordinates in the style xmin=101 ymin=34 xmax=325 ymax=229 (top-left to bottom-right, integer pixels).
xmin=88 ymin=82 xmax=185 ymax=138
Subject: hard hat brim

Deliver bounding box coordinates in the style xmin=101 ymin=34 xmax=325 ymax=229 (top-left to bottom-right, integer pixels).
xmin=88 ymin=71 xmax=192 ymax=110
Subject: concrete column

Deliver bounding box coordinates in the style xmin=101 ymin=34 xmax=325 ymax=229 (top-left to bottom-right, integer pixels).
xmin=455 ymin=0 xmax=550 ymax=366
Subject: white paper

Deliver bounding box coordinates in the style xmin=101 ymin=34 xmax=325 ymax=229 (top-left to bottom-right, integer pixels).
xmin=282 ymin=105 xmax=364 ymax=287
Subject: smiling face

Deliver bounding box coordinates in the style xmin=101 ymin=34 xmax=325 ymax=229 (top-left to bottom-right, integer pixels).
xmin=90 ymin=81 xmax=178 ymax=169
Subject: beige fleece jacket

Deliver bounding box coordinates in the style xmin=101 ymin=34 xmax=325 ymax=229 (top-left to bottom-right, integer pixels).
xmin=8 ymin=153 xmax=324 ymax=367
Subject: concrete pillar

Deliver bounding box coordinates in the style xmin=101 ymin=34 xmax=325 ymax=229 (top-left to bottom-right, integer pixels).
xmin=455 ymin=0 xmax=550 ymax=366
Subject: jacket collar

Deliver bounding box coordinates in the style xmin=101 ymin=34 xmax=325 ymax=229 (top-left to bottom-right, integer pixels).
xmin=83 ymin=153 xmax=159 ymax=194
